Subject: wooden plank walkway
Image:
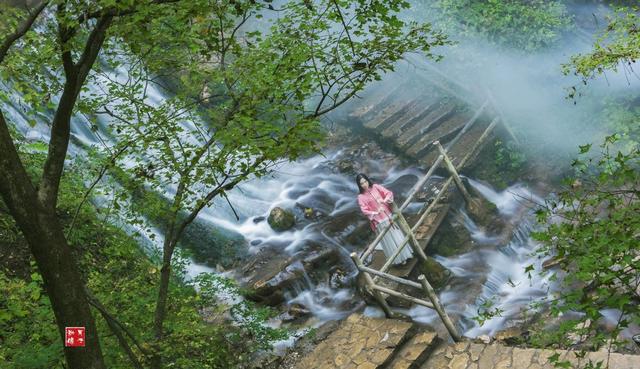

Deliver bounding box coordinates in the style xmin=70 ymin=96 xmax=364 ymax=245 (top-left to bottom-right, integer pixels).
xmin=368 ymin=203 xmax=450 ymax=278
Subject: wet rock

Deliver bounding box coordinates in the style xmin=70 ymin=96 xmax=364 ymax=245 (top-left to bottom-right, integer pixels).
xmin=418 ymin=257 xmax=451 ymax=290
xmin=428 ymin=213 xmax=474 ymax=256
xmin=336 ymin=159 xmax=355 ymax=174
xmin=304 ymin=207 xmax=315 ymax=219
xmin=288 ymin=303 xmax=311 ymax=319
xmin=495 ymin=326 xmax=525 ymax=345
xmin=253 ymin=216 xmax=266 ymax=223
xmin=294 ymin=190 xmax=334 ymax=215
xmin=268 ymin=207 xmax=295 ymax=232
xmin=240 ymin=242 xmax=344 ymax=306
xmin=241 ymin=248 xmax=297 ymax=305
xmin=328 ymin=267 xmax=349 ymax=289
xmin=301 ymin=244 xmax=339 ymax=270
xmin=475 ymin=335 xmax=492 ymax=344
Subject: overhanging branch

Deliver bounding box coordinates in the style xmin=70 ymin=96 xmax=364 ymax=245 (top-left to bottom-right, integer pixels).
xmin=0 ymin=0 xmax=49 ymax=64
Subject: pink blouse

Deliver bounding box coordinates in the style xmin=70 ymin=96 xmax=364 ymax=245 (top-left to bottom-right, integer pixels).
xmin=357 ymin=183 xmax=394 ymax=231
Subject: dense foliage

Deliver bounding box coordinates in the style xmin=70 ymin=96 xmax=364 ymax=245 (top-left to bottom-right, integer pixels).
xmin=564 ymin=6 xmax=640 ymax=90
xmin=432 ymin=0 xmax=573 ymax=50
xmin=0 ymin=1 xmax=449 ymax=367
xmin=0 ymin=145 xmax=284 ymax=368
xmin=531 ymin=135 xmax=640 ymax=367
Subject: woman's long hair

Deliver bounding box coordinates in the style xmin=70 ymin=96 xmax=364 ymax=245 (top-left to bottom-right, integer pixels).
xmin=355 ymin=173 xmax=374 ymax=194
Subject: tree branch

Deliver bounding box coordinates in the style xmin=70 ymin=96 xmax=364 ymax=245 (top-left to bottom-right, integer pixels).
xmin=38 ymin=14 xmax=114 ymax=211
xmin=81 ymin=0 xmax=182 ymax=22
xmin=0 ymin=0 xmax=48 ymax=65
xmin=85 ymin=288 xmax=149 ymax=369
xmin=66 ymin=142 xmax=130 ymax=238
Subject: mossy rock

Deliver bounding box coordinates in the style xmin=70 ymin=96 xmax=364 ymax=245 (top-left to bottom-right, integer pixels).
xmin=419 ymin=258 xmax=451 ymax=290
xmin=267 ymin=207 xmax=295 ymax=232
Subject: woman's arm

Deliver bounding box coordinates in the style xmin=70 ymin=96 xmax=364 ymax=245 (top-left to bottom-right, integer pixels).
xmin=374 ymin=184 xmax=394 ymax=203
xmin=358 ymin=195 xmax=379 ymax=220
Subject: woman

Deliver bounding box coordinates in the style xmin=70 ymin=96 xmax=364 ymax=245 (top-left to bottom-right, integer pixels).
xmin=356 ymin=173 xmax=413 ymax=265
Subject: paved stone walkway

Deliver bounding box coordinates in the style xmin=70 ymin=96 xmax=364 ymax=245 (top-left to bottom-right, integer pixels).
xmin=292 ymin=314 xmax=640 ymax=369
xmin=422 ymin=341 xmax=639 ymax=369
xmin=294 ymin=314 xmax=415 ymax=369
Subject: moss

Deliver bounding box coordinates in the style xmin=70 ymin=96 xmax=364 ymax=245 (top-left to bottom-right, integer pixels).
xmin=419 ymin=258 xmax=451 ymax=290
xmin=0 ymin=149 xmax=245 ymax=368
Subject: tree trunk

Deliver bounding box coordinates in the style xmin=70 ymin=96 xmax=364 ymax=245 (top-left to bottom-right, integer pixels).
xmin=150 ymin=236 xmax=176 ymax=369
xmin=0 ymin=115 xmax=106 ymax=369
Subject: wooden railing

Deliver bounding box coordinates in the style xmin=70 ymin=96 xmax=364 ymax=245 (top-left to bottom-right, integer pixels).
xmin=351 ymin=98 xmax=506 ymax=342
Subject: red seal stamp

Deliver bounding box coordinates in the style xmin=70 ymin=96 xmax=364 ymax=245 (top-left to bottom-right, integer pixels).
xmin=65 ymin=327 xmax=85 ymax=347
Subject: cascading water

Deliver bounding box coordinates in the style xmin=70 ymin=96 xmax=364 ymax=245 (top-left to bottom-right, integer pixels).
xmin=403 ymin=180 xmax=556 ymax=338
xmin=4 ymin=70 xmax=563 ymax=335
xmin=2 ymin=49 xmax=575 ymax=344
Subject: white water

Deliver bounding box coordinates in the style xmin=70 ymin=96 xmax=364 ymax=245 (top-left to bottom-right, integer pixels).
xmin=403 ymin=182 xmax=556 ymax=338
xmin=2 ymin=53 xmax=565 ymax=342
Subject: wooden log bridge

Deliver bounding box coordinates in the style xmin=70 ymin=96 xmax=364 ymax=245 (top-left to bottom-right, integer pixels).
xmin=351 ymin=95 xmax=510 ymax=342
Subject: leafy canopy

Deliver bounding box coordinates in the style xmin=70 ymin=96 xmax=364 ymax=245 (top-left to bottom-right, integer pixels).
xmin=432 ymin=0 xmax=572 ymax=51
xmin=564 ymin=7 xmax=640 ymax=88
xmin=532 ymin=135 xmax=640 ymax=358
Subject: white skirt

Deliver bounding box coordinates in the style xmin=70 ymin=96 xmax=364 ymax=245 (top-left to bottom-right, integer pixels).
xmin=376 ymin=218 xmax=413 ymax=265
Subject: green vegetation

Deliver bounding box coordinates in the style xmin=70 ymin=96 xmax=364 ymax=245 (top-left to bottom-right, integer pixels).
xmin=0 ymin=2 xmax=449 ymax=367
xmin=564 ymin=6 xmax=640 ymax=93
xmin=530 ymin=135 xmax=639 ymax=367
xmin=433 ymin=0 xmax=573 ymax=50
xmin=0 ymin=148 xmax=285 ymax=368
xmin=600 ymin=98 xmax=640 ymax=150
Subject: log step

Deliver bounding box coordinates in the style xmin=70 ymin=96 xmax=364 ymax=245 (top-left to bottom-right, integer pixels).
xmin=381 ymin=98 xmax=439 ymax=138
xmin=395 ymin=101 xmax=456 ymax=148
xmin=406 ymin=110 xmax=470 ymax=158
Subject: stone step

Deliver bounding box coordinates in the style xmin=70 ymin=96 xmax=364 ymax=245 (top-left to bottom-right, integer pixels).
xmin=294 ymin=313 xmax=414 ymax=369
xmin=363 ymin=101 xmax=409 ymax=131
xmin=412 ymin=203 xmax=450 ymax=250
xmin=386 ymin=331 xmax=439 ymax=369
xmin=349 ymin=80 xmax=408 ymax=120
xmin=395 ymin=101 xmax=456 ymax=148
xmin=406 ymin=110 xmax=471 ymax=158
xmin=367 ymin=203 xmax=449 ymax=280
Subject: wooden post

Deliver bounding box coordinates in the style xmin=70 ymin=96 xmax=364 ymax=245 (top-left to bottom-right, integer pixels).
xmin=434 ymin=141 xmax=475 ymax=206
xmin=444 ymin=99 xmax=489 ymax=152
xmin=371 ymin=285 xmax=434 ymax=309
xmin=399 ymin=154 xmax=444 ymax=213
xmin=486 ymin=90 xmax=520 ymax=145
xmin=358 ymin=264 xmax=422 ymax=289
xmin=418 ymin=275 xmax=462 ymax=342
xmin=392 ymin=203 xmax=427 ymax=262
xmin=458 ymin=117 xmax=499 ymax=169
xmin=351 ymin=253 xmax=394 ymax=318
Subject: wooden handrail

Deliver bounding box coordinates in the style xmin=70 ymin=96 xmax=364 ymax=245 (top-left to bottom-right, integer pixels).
xmin=371 ymin=284 xmax=434 ymax=309
xmin=357 ymin=264 xmax=422 ymax=289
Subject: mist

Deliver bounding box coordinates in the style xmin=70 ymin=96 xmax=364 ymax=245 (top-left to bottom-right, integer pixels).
xmin=331 ymin=1 xmax=640 ymax=162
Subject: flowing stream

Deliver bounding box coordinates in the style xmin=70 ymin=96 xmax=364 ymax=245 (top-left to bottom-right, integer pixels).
xmin=2 ymin=60 xmax=559 ymax=342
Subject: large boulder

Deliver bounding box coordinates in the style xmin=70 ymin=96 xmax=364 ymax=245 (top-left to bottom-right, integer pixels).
xmin=267 ymin=207 xmax=295 ymax=232
xmin=240 ymin=242 xmax=343 ymax=306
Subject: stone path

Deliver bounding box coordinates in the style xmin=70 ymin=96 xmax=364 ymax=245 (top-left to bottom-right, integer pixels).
xmin=292 ymin=314 xmax=640 ymax=369
xmin=422 ymin=341 xmax=639 ymax=369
